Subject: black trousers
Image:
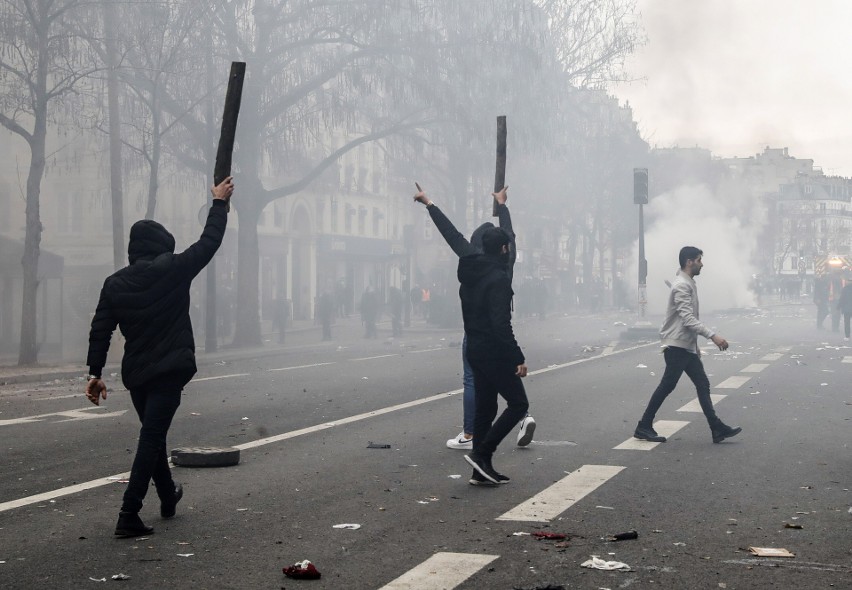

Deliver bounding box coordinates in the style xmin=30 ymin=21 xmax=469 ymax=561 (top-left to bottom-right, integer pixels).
xmin=469 ymin=358 xmax=529 ymax=459
xmin=844 ymin=312 xmax=851 ymax=338
xmin=122 ymin=381 xmax=182 ymax=514
xmin=641 ymin=346 xmax=719 ymax=429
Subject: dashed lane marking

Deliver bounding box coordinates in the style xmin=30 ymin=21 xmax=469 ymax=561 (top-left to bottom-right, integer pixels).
xmin=715 ymin=375 xmax=751 ymax=389
xmin=0 ymin=342 xmax=655 ymax=514
xmin=0 ymin=407 xmax=128 ymax=427
xmin=677 ymin=395 xmax=726 ymax=413
xmin=407 ymin=347 xmax=444 ymax=354
xmin=268 ymin=362 xmax=335 ymax=372
xmin=191 ymin=373 xmax=250 ymax=382
xmin=378 ymin=552 xmax=499 ymax=590
xmin=842 ymin=356 xmax=852 ymax=364
xmin=349 ymin=354 xmax=398 ymax=361
xmin=773 ymin=346 xmax=792 ymax=352
xmin=496 ymin=465 xmax=625 ymax=522
xmin=613 ymin=420 xmax=690 ymax=450
xmin=760 ymin=353 xmax=784 ymax=362
xmin=741 ymin=363 xmax=768 ymax=373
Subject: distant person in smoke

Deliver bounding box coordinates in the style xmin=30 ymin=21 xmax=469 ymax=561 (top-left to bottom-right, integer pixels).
xmin=317 ymin=287 xmax=335 ymax=341
xmin=388 ymin=286 xmax=404 ymax=337
xmin=414 ymin=185 xmax=535 ymax=459
xmin=839 ymin=273 xmax=852 ymax=341
xmin=85 ymin=177 xmax=235 ymax=537
xmin=632 ymin=246 xmax=742 ymax=445
xmin=813 ymin=273 xmax=829 ymax=329
xmin=360 ymin=286 xmax=379 ymax=338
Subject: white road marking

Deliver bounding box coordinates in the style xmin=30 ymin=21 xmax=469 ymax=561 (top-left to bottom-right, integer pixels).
xmin=268 ymin=362 xmax=335 ymax=372
xmin=530 ymin=342 xmax=657 ymax=377
xmin=0 ymin=343 xmax=654 ymax=514
xmin=602 ymin=340 xmax=618 ymax=355
xmin=407 ymin=347 xmax=443 ymax=354
xmin=723 ymin=559 xmax=851 ymax=573
xmin=496 ymin=465 xmax=625 ymax=522
xmin=349 ymin=354 xmax=398 ymax=361
xmin=191 ymin=373 xmax=250 ymax=382
xmin=0 ymin=407 xmax=128 ymax=427
xmin=773 ymin=346 xmax=792 ymax=352
xmin=741 ymin=363 xmax=768 ymax=373
xmin=715 ymin=375 xmax=751 ymax=389
xmin=677 ymin=394 xmax=726 ymax=413
xmin=760 ymin=353 xmax=784 ymax=362
xmin=842 ymin=356 xmax=852 ymax=364
xmin=378 ymin=552 xmax=499 ymax=590
xmin=613 ymin=420 xmax=690 ymax=450
xmin=33 ymin=393 xmax=81 ymax=401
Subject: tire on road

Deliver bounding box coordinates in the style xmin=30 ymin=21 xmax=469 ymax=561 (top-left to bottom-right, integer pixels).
xmin=171 ymin=446 xmax=240 ymax=467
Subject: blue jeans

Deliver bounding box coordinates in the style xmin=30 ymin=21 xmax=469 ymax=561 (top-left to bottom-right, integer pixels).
xmin=122 ymin=381 xmax=182 ymax=513
xmin=641 ymin=346 xmax=719 ymax=428
xmin=462 ymin=334 xmax=475 ymax=435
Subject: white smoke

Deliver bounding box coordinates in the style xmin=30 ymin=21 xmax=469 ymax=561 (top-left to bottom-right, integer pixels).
xmin=630 ymin=184 xmax=759 ymax=314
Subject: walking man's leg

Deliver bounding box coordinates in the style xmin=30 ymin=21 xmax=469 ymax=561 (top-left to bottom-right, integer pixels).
xmin=465 ymin=362 xmax=501 ymax=483
xmin=635 ymin=347 xmax=687 ymax=442
xmin=683 ymin=355 xmax=742 ymax=443
xmin=844 ymin=312 xmax=851 ymax=340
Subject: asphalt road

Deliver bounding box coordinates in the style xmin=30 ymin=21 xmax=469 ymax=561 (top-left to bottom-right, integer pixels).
xmin=0 ymin=305 xmax=849 ymax=589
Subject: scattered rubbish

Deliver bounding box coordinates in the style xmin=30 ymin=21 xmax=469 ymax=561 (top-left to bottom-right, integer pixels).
xmin=512 ymin=532 xmax=532 ymax=536
xmin=607 ymin=530 xmax=638 ymax=541
xmin=673 ymin=542 xmax=686 ymax=546
xmin=283 ymin=559 xmax=321 ymax=579
xmin=783 ymin=523 xmax=803 ymax=529
xmin=111 ymin=574 xmax=130 ymax=581
xmin=448 ymin=474 xmax=462 ymax=479
xmin=241 ymin=416 xmax=249 ymax=420
xmin=582 ymin=346 xmax=596 ymax=353
xmin=595 ymin=506 xmax=614 ymax=510
xmin=366 ymin=442 xmax=391 ymax=449
xmin=332 ymin=524 xmax=361 ymax=530
xmin=177 ymin=542 xmax=190 ymax=545
xmin=532 ymin=531 xmax=567 ymax=540
xmin=190 ymin=412 xmax=200 ymax=416
xmin=176 ymin=553 xmax=194 ymax=557
xmin=613 ymin=321 xmax=627 ymax=326
xmin=89 ymin=578 xmax=106 ymax=583
xmin=580 ymin=556 xmax=630 ymax=571
xmin=748 ymin=547 xmax=795 ymax=558
xmin=236 ymin=508 xmax=249 ymax=511
xmin=554 ymin=541 xmax=570 ymax=548
xmin=636 ymin=364 xmax=647 ymax=368
xmin=361 ymin=376 xmax=369 ymax=380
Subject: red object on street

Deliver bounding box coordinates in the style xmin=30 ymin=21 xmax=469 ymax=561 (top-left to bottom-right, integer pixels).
xmin=532 ymin=531 xmax=567 ymax=540
xmin=283 ymin=559 xmax=322 ymax=579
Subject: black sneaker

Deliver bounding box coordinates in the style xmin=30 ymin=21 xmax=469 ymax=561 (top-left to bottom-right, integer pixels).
xmin=712 ymin=424 xmax=742 ymax=443
xmin=160 ymin=483 xmax=183 ymax=518
xmin=115 ymin=512 xmax=154 ymax=538
xmin=469 ymin=470 xmax=499 ymax=486
xmin=464 ymin=454 xmax=500 ymax=484
xmin=634 ymin=422 xmax=667 ymax=442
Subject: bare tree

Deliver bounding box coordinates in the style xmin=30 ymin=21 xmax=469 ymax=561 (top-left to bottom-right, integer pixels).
xmin=0 ymin=0 xmax=92 ymax=365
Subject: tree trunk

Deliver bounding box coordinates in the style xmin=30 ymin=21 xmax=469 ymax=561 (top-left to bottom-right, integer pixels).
xmin=232 ymin=192 xmax=263 ymax=347
xmin=104 ymin=0 xmax=125 ymax=269
xmin=145 ymin=88 xmax=161 ymax=220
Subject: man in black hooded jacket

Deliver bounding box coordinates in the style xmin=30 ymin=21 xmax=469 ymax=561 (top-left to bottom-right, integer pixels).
xmin=459 ymin=226 xmax=529 ymax=484
xmin=85 ymin=176 xmax=234 ymax=537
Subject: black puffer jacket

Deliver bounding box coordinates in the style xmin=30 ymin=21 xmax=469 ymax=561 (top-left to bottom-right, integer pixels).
xmin=458 ymin=254 xmax=524 ymax=366
xmin=87 ymin=200 xmax=228 ymax=390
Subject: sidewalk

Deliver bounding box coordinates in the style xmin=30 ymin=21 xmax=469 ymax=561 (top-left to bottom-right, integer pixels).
xmin=0 ymin=314 xmax=452 ymax=386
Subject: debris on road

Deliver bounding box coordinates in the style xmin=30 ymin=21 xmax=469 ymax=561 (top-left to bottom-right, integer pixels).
xmin=607 ymin=530 xmax=638 ymax=541
xmin=636 ymin=364 xmax=647 ymax=368
xmin=512 ymin=532 xmax=532 ymax=536
xmin=748 ymin=547 xmax=795 ymax=558
xmin=111 ymin=573 xmax=130 ymax=580
xmin=171 ymin=446 xmax=240 ymax=467
xmin=366 ymin=442 xmax=391 ymax=449
xmin=283 ymin=559 xmax=322 ymax=579
xmin=176 ymin=553 xmax=194 ymax=557
xmin=332 ymin=524 xmax=361 ymax=530
xmin=580 ymin=556 xmax=631 ymax=571
xmin=783 ymin=523 xmax=803 ymax=529
xmin=448 ymin=474 xmax=462 ymax=479
xmin=532 ymin=531 xmax=567 ymax=540
xmin=89 ymin=578 xmax=106 ymax=583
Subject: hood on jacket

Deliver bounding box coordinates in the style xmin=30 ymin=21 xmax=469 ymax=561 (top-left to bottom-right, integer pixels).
xmin=458 ymin=254 xmax=506 ymax=287
xmin=128 ymin=219 xmax=175 ymax=264
xmin=469 ymin=222 xmax=495 ymax=253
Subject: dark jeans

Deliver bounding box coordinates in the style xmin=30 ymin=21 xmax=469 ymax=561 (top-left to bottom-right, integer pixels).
xmin=641 ymin=346 xmax=719 ymax=429
xmin=122 ymin=381 xmax=182 ymax=514
xmin=844 ymin=312 xmax=851 ymax=338
xmin=469 ymin=358 xmax=529 ymax=459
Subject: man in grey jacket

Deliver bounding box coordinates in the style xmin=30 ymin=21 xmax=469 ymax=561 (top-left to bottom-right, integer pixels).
xmin=633 ymin=246 xmax=742 ymax=444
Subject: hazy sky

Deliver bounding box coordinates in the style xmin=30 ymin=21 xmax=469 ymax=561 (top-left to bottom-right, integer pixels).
xmin=611 ymin=0 xmax=852 ymax=177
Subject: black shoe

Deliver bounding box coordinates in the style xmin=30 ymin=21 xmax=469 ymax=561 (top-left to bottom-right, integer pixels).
xmin=634 ymin=422 xmax=667 ymax=442
xmin=469 ymin=470 xmax=499 ymax=486
xmin=712 ymin=424 xmax=742 ymax=443
xmin=160 ymin=483 xmax=183 ymax=518
xmin=115 ymin=512 xmax=154 ymax=538
xmin=464 ymin=454 xmax=500 ymax=484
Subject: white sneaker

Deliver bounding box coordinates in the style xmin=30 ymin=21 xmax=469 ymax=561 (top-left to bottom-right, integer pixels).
xmin=517 ymin=415 xmax=536 ymax=446
xmin=446 ymin=432 xmax=473 ymax=450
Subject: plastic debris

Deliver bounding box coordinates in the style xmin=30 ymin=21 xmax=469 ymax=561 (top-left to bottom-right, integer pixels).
xmin=448 ymin=474 xmax=462 ymax=479
xmin=89 ymin=578 xmax=106 ymax=583
xmin=636 ymin=364 xmax=647 ymax=368
xmin=783 ymin=523 xmax=803 ymax=529
xmin=367 ymin=441 xmax=391 ymax=449
xmin=111 ymin=574 xmax=130 ymax=580
xmin=532 ymin=531 xmax=567 ymax=540
xmin=283 ymin=559 xmax=322 ymax=579
xmin=580 ymin=556 xmax=630 ymax=571
xmin=607 ymin=530 xmax=638 ymax=541
xmin=176 ymin=553 xmax=194 ymax=557
xmin=749 ymin=547 xmax=794 ymax=558
xmin=512 ymin=532 xmax=532 ymax=536
xmin=332 ymin=524 xmax=361 ymax=530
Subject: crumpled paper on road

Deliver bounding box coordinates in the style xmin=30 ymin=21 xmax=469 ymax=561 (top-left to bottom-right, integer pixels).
xmin=580 ymin=555 xmax=631 ymax=571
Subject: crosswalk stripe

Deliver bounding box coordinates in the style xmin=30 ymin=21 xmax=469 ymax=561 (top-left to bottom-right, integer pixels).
xmin=760 ymin=353 xmax=784 ymax=361
xmin=496 ymin=465 xmax=625 ymax=522
xmin=268 ymin=362 xmax=335 ymax=372
xmin=677 ymin=394 xmax=726 ymax=413
xmin=716 ymin=375 xmax=751 ymax=389
xmin=842 ymin=356 xmax=852 ymax=364
xmin=378 ymin=552 xmax=499 ymax=590
xmin=741 ymin=363 xmax=768 ymax=373
xmin=613 ymin=420 xmax=690 ymax=450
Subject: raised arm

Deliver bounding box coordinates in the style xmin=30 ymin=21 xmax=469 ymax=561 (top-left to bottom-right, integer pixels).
xmin=493 ymin=186 xmax=517 ymax=271
xmin=174 ymin=177 xmax=233 ymax=278
xmin=414 ymin=186 xmax=477 ymax=258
